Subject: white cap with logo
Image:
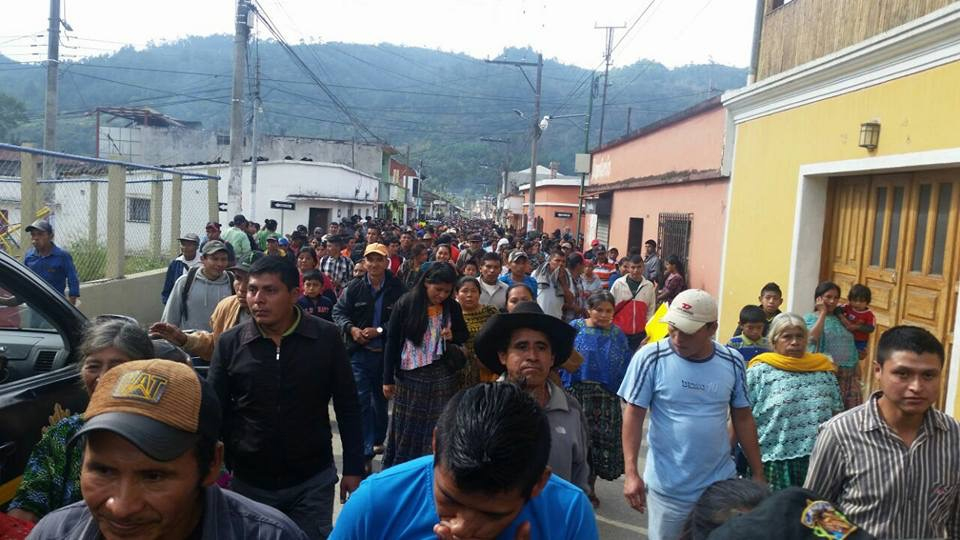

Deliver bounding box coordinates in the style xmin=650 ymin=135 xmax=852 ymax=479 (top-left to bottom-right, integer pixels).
xmin=661 ymin=289 xmax=718 ymax=335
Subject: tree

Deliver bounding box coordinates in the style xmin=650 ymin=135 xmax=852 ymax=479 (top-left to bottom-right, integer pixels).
xmin=0 ymin=92 xmax=27 ymax=143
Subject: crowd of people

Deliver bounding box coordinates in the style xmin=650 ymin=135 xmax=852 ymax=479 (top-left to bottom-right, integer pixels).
xmin=6 ymin=213 xmax=959 ymax=540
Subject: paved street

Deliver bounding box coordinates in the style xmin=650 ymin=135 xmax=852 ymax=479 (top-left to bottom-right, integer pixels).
xmin=329 ymin=405 xmax=649 ymax=539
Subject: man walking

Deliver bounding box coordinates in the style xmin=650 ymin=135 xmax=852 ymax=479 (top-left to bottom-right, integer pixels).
xmin=23 ymin=219 xmax=80 ymax=305
xmin=161 ymin=240 xmax=234 ymax=332
xmin=619 ymin=289 xmax=764 ymax=540
xmin=804 ymin=326 xmax=960 ymax=538
xmin=208 ymin=256 xmax=364 ymax=538
xmin=478 ymin=252 xmax=509 ymax=310
xmin=610 ymin=254 xmax=657 ymax=351
xmin=643 ymin=239 xmax=663 ymax=286
xmin=332 ymin=243 xmax=405 ymax=474
xmin=161 ymin=232 xmax=202 ymax=304
xmin=223 ymin=214 xmax=252 ymax=260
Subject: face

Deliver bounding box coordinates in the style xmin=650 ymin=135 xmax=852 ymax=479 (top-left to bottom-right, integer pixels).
xmin=760 ymin=292 xmax=783 ymax=315
xmin=469 ymin=240 xmax=481 ymax=252
xmin=456 ymin=282 xmax=480 ymax=310
xmin=436 ymin=247 xmax=451 ymax=263
xmin=849 ymin=298 xmax=869 ymax=311
xmin=608 ymin=250 xmax=619 ymax=261
xmin=480 ymin=260 xmax=500 ymax=284
xmin=328 ymin=223 xmax=340 ymax=234
xmin=818 ymin=288 xmax=841 ymax=311
xmin=179 ymin=241 xmax=198 ymax=260
xmin=462 ymin=264 xmax=479 ymax=278
xmin=388 ymin=242 xmax=399 ymax=256
xmin=433 ymin=464 xmax=533 ymax=540
xmin=645 ymin=243 xmax=655 ymax=256
xmin=741 ymin=321 xmax=766 ymax=343
xmin=205 ymin=226 xmax=220 ymax=240
xmin=588 ymin=301 xmax=615 ymax=329
xmin=583 ymin=264 xmax=595 ymax=278
xmin=266 ymin=240 xmax=279 ymax=254
xmin=233 ymin=271 xmax=249 ymax=305
xmin=81 ymin=432 xmax=219 ymax=540
xmin=426 ymin=282 xmax=453 ymax=306
xmin=548 ymin=254 xmax=564 ymax=271
xmin=30 ymin=230 xmax=52 ymax=250
xmin=302 ymin=279 xmax=324 ymax=298
xmin=400 ymin=233 xmax=413 ymax=248
xmin=510 ymin=257 xmax=528 ymax=275
xmin=353 ymin=260 xmax=367 ymax=278
xmin=498 ymin=328 xmax=553 ymax=389
xmin=366 ymin=228 xmax=380 ymax=244
xmin=201 ymin=252 xmax=228 ymax=279
xmin=773 ymin=326 xmax=806 ymax=358
xmin=81 ymin=347 xmax=134 ymax=395
xmin=327 ymin=242 xmax=342 ymax=257
xmin=506 ymin=287 xmax=534 ymax=313
xmin=668 ymin=322 xmax=717 ymax=359
xmin=247 ymin=272 xmax=299 ymax=327
xmin=365 ymin=254 xmax=387 ymax=279
xmin=296 ymin=252 xmax=316 ymax=272
xmin=875 ymin=350 xmax=942 ymax=415
xmin=628 ymin=262 xmax=644 ymax=281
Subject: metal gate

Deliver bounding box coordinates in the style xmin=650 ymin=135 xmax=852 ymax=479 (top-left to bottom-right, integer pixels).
xmin=658 ymin=213 xmax=692 ymax=283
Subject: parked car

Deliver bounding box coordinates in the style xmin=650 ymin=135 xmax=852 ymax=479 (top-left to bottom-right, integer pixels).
xmin=0 ymin=250 xmax=87 ymax=507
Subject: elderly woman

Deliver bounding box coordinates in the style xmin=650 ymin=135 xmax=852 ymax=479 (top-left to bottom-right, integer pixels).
xmin=6 ymin=319 xmax=156 ymax=522
xmin=805 ymin=281 xmax=861 ymax=409
xmin=746 ymin=313 xmax=842 ymax=491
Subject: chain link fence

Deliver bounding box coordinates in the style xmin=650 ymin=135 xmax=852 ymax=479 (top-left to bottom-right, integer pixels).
xmin=0 ymin=144 xmax=219 ymax=283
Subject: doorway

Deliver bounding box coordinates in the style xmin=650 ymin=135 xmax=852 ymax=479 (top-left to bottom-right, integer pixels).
xmin=308 ymin=208 xmax=330 ymax=233
xmin=626 ymin=218 xmax=644 ymax=254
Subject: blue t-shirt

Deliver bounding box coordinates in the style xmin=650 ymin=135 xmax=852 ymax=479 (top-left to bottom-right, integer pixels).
xmin=617 ymin=340 xmax=750 ymax=502
xmin=499 ymin=274 xmax=538 ymax=298
xmin=329 ymin=455 xmax=598 ymax=540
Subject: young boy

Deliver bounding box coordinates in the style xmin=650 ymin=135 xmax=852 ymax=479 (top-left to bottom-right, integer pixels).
xmin=842 ymin=283 xmax=875 ymax=360
xmin=297 ymin=270 xmax=337 ymax=321
xmin=727 ymin=305 xmax=771 ymax=362
xmin=736 ymin=282 xmax=784 ymax=337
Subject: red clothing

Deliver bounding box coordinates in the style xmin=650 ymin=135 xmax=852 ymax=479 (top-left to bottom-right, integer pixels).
xmin=593 ymin=262 xmax=616 ymax=289
xmin=388 ymin=255 xmax=403 ymax=275
xmin=842 ymin=304 xmax=875 ymax=342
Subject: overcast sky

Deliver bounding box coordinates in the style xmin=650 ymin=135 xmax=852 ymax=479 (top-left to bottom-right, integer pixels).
xmin=1 ymin=0 xmax=756 ymax=69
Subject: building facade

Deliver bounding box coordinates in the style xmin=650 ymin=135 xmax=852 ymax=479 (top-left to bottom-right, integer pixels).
xmin=721 ymin=0 xmax=960 ymax=415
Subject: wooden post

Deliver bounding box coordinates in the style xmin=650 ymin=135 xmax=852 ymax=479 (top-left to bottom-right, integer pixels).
xmin=150 ymin=175 xmax=163 ymax=258
xmin=170 ymin=173 xmax=183 ymax=257
xmin=18 ymin=144 xmax=38 ymax=259
xmin=88 ymin=182 xmax=99 ymax=244
xmin=207 ymin=168 xmax=219 ymax=225
xmin=105 ymin=163 xmax=126 ymax=279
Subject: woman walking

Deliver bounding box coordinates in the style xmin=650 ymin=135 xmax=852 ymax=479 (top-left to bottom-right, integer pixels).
xmin=562 ymin=291 xmax=632 ymax=507
xmin=455 ymin=276 xmax=500 ymax=387
xmin=805 ymin=281 xmax=861 ymax=409
xmin=382 ymin=264 xmax=468 ymax=467
xmin=657 ymin=254 xmax=687 ymax=305
xmin=747 ymin=313 xmax=842 ymax=490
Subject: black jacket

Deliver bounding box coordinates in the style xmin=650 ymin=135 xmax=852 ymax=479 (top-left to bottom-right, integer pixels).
xmin=383 ymin=296 xmax=468 ymax=385
xmin=332 ymin=271 xmax=405 ymax=353
xmin=207 ymin=309 xmax=364 ymax=489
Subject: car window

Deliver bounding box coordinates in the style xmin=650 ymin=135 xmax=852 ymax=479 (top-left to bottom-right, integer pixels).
xmin=0 ymin=282 xmax=68 ymax=386
xmin=0 ymin=285 xmax=58 ymax=331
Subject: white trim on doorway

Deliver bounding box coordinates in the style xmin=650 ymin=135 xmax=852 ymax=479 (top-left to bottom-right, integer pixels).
xmin=788 ymin=148 xmax=960 ymax=417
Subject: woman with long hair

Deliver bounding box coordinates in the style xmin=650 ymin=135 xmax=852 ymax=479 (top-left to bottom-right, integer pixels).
xmin=382 ymin=264 xmax=468 ymax=467
xmin=454 ymin=276 xmax=500 ymax=387
xmin=657 ymin=254 xmax=687 ymax=305
xmin=806 ymin=281 xmax=861 ymax=409
xmin=6 ymin=320 xmax=155 ymax=523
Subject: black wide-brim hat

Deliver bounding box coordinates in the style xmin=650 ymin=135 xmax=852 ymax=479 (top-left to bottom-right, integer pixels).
xmin=474 ymin=301 xmax=577 ymax=375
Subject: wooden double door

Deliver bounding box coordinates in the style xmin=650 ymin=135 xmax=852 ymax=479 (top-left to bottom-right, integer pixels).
xmin=824 ymin=170 xmax=960 ymax=408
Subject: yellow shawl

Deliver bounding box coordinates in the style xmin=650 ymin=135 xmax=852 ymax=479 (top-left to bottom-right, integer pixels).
xmin=747 ymin=351 xmax=836 ymax=373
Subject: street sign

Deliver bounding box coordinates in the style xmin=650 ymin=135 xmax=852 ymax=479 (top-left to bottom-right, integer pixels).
xmin=218 ymin=202 xmax=227 ymax=212
xmin=270 ymin=200 xmax=296 ymax=211
xmin=555 ymin=211 xmax=573 ymax=218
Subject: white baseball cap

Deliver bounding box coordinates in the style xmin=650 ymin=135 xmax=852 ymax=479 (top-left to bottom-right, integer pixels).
xmin=661 ymin=289 xmax=718 ymax=334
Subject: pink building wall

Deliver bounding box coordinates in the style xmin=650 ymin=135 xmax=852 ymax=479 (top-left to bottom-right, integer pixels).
xmin=590 ymin=106 xmax=725 ymax=183
xmin=521 ymin=184 xmax=586 ymax=235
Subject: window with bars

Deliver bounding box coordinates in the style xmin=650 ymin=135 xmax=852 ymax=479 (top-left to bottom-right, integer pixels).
xmin=127 ymin=197 xmax=150 ymax=223
xmin=658 ymin=212 xmax=693 ymax=283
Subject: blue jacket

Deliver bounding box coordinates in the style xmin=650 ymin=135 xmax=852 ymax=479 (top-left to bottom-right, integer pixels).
xmin=24 ymin=244 xmax=80 ymax=298
xmin=161 ymin=259 xmax=188 ymax=304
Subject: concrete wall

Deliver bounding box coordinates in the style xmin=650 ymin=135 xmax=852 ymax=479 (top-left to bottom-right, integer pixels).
xmin=78 ymin=268 xmax=167 ymax=325
xmin=590 ymin=107 xmax=725 ymax=184
xmin=521 ymin=184 xmax=585 ymax=235
xmin=607 ymin=179 xmax=728 ymax=296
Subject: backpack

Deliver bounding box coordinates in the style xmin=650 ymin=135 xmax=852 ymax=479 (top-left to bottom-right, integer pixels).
xmin=181 ymin=267 xmax=235 ymax=322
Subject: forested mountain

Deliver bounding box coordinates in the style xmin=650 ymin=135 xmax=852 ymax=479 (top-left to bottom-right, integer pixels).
xmin=0 ymin=36 xmax=746 ymax=195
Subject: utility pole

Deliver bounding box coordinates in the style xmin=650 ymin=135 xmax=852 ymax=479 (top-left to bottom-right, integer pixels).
xmin=249 ymin=34 xmax=261 ymax=221
xmin=42 ymin=0 xmax=60 ymax=197
xmin=575 ymin=73 xmax=597 ymax=244
xmin=596 ymin=24 xmax=624 ymax=146
xmin=626 ymin=107 xmax=632 ymax=134
xmin=228 ymin=0 xmax=250 ymax=216
xmin=485 ymin=53 xmax=542 ymax=234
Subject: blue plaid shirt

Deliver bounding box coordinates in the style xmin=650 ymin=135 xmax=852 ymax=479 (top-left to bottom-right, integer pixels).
xmin=24 ymin=244 xmax=80 ymax=298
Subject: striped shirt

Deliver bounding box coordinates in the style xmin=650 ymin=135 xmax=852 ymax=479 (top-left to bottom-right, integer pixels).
xmin=803 ymin=391 xmax=960 ymax=539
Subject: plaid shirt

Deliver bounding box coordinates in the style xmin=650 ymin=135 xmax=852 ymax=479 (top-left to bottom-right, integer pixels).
xmin=319 ymin=254 xmax=354 ymax=289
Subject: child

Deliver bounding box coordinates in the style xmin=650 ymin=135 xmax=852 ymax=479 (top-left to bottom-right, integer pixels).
xmin=727 ymin=305 xmax=771 ymax=362
xmin=297 ymin=270 xmax=337 ymax=321
xmin=581 ymin=260 xmax=604 ymax=298
xmin=735 ymin=282 xmax=784 ymax=337
xmin=842 ymin=284 xmax=875 ymax=360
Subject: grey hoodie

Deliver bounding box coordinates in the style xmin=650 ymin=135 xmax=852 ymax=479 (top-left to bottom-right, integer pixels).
xmin=161 ymin=268 xmax=233 ymax=331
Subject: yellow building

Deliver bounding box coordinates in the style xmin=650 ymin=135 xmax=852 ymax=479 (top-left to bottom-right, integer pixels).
xmin=721 ymin=0 xmax=960 ymax=415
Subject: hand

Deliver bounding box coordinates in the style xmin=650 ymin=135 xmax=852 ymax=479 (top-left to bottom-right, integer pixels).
xmin=814 ymin=296 xmax=826 ymax=313
xmin=68 ymin=296 xmax=78 ymax=306
xmin=339 ymin=475 xmax=361 ymax=504
xmin=351 ymin=327 xmax=369 ymax=345
xmin=383 ymin=384 xmax=396 ymax=400
xmin=440 ymin=326 xmax=452 ymax=341
xmin=360 ymin=327 xmax=379 ymax=340
xmin=149 ymin=322 xmax=189 ymax=347
xmin=434 ymin=520 xmax=530 ymax=540
xmin=623 ymin=472 xmax=646 ymax=513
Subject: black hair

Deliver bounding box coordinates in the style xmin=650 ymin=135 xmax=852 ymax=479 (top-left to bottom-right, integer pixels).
xmin=385 ymin=235 xmax=400 ymax=246
xmin=458 ymin=258 xmax=479 ymax=273
xmin=645 ymin=239 xmax=657 ymax=248
xmin=679 ymin=479 xmax=770 ymax=540
xmin=813 ymin=281 xmax=841 ymax=300
xmin=435 ymin=383 xmax=550 ymax=499
xmin=876 ymin=325 xmax=945 ymax=366
xmin=760 ymin=282 xmax=782 ymax=297
xmin=480 ymin=251 xmax=501 ymax=265
xmin=193 ymin=432 xmax=219 ymax=485
xmin=666 ymin=254 xmax=684 ymax=274
xmin=410 ymin=243 xmax=428 ymax=258
xmin=505 ymin=282 xmax=535 ymax=300
xmin=848 ymin=283 xmax=872 ymax=303
xmin=302 ymin=269 xmax=324 ymax=283
xmin=628 ymin=254 xmax=643 ymax=265
xmin=456 ymin=275 xmax=480 ymax=292
xmin=738 ymin=305 xmax=766 ymax=325
xmin=249 ymin=255 xmax=299 ymax=291
xmin=565 ymin=253 xmax=584 ymax=270
xmin=399 ymin=263 xmax=459 ymax=345
xmin=587 ymin=290 xmax=615 ymax=310
xmin=297 ymin=246 xmax=318 ymax=264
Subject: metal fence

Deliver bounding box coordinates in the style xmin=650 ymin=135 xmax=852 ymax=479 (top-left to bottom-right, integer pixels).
xmin=658 ymin=212 xmax=693 ymax=285
xmin=0 ymin=143 xmax=220 ymax=282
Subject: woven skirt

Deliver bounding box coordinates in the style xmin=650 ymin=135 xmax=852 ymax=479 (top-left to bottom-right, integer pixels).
xmin=761 ymin=456 xmax=810 ymax=491
xmin=383 ymin=361 xmax=459 ymax=468
xmin=570 ymin=381 xmax=624 ymax=481
xmin=836 ymin=367 xmax=863 ymax=410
